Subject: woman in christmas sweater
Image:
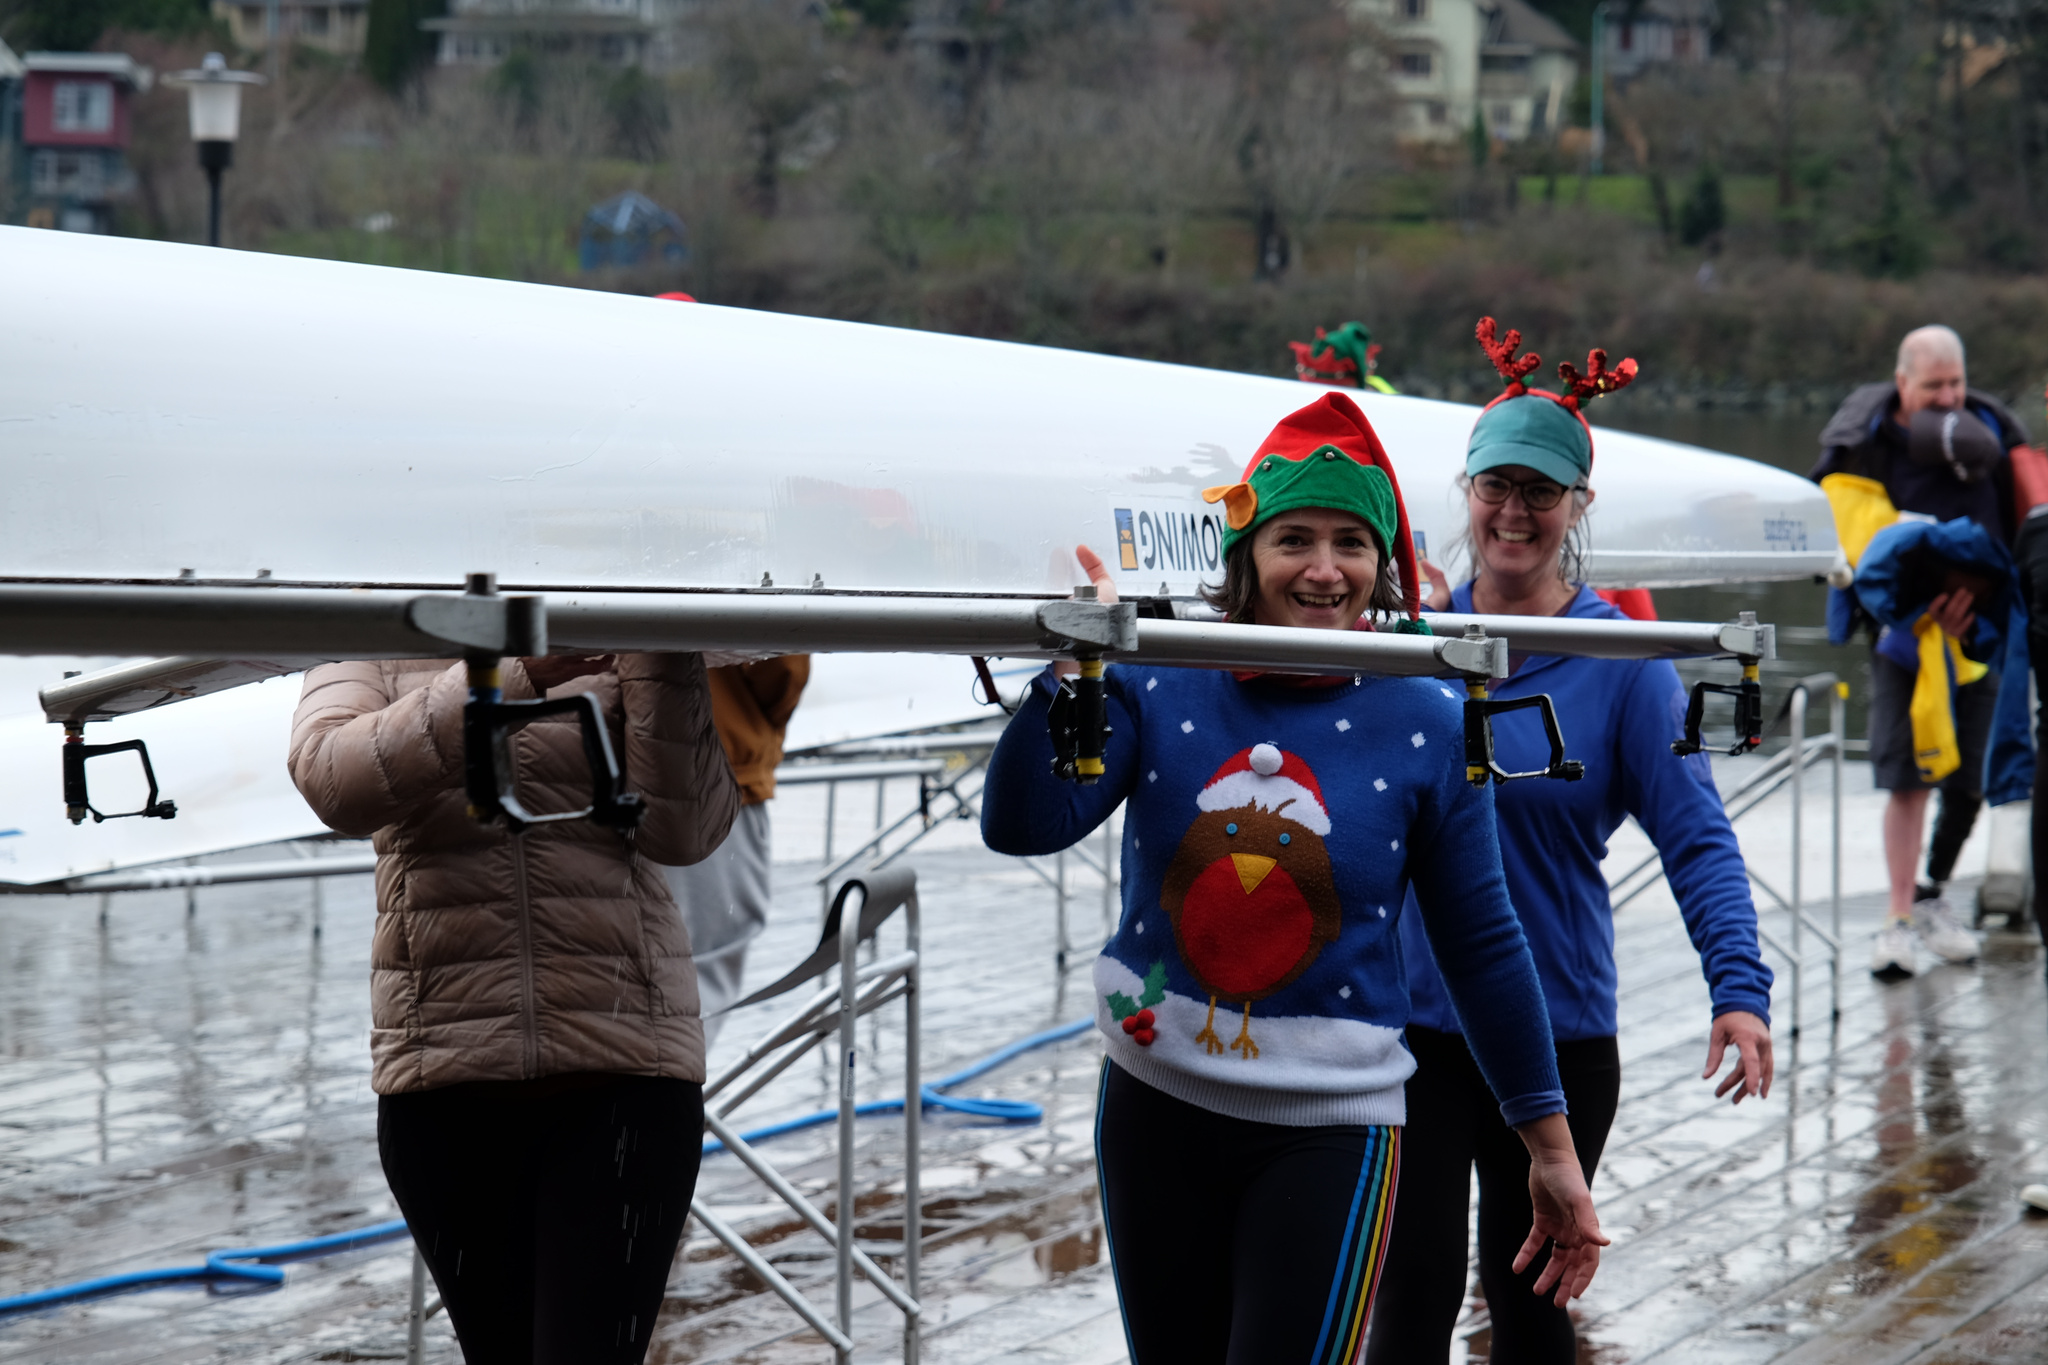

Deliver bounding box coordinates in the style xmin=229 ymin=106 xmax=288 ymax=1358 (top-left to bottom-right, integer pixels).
xmin=981 ymin=391 xmax=1606 ymax=1365
xmin=1364 ymin=323 xmax=1774 ymax=1364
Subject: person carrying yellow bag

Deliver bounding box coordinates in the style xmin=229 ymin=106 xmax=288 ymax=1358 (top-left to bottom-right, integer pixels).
xmin=1821 ymin=475 xmax=1992 ymax=787
xmin=1811 ymin=325 xmax=2030 ymax=979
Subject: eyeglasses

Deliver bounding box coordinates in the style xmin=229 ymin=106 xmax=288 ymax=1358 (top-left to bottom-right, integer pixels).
xmin=1470 ymin=472 xmax=1578 ymax=512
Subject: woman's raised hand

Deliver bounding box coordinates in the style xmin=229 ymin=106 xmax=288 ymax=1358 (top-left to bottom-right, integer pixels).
xmin=1075 ymin=545 xmax=1120 ymax=604
xmin=1511 ymin=1113 xmax=1610 ymax=1306
xmin=1418 ymin=556 xmax=1451 ymax=612
xmin=1055 ymin=548 xmax=1121 ymax=679
xmin=523 ymin=655 xmax=615 ymax=692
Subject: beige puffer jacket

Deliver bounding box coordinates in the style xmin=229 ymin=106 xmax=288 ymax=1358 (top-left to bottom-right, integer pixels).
xmin=287 ymin=653 xmax=739 ymax=1095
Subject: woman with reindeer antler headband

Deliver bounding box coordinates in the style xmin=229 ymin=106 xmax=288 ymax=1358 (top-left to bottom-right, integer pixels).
xmin=1363 ymin=321 xmax=1775 ymax=1365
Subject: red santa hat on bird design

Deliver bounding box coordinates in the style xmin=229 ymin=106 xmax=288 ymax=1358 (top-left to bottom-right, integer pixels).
xmin=1196 ymin=744 xmax=1330 ymax=836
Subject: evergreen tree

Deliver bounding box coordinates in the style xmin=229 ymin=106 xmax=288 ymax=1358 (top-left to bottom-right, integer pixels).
xmin=1677 ymin=164 xmax=1725 ymax=246
xmin=364 ymin=0 xmax=446 ymax=94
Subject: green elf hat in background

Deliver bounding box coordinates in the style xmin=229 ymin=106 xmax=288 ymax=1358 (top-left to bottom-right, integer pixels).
xmin=1201 ymin=391 xmax=1426 ymax=625
xmin=1468 ymin=316 xmax=1639 ymax=485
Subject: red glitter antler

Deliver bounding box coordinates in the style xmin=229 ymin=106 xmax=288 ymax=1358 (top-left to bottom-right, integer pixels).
xmin=1555 ymin=349 xmax=1639 ymax=412
xmin=1476 ymin=317 xmax=1541 ymax=395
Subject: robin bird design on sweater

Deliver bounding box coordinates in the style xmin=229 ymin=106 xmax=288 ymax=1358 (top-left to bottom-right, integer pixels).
xmin=1160 ymin=743 xmax=1341 ymax=1060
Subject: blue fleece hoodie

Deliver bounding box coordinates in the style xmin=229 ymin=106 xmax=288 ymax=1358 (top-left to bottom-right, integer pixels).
xmin=1853 ymin=516 xmax=2035 ymax=807
xmin=982 ymin=663 xmax=1565 ymax=1130
xmin=1402 ymin=584 xmax=1774 ymax=1042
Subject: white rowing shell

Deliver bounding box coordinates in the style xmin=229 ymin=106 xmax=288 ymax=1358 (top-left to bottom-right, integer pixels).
xmin=0 ymin=228 xmax=1831 ymax=596
xmin=0 ymin=227 xmax=1833 ymax=884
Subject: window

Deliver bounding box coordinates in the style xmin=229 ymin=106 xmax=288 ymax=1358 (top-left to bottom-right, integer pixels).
xmin=1427 ymin=100 xmax=1448 ymax=123
xmin=1481 ymin=52 xmax=1531 ymax=71
xmin=1491 ymin=103 xmax=1514 ymax=126
xmin=29 ymin=149 xmax=106 ymax=196
xmin=1398 ymin=51 xmax=1433 ymax=76
xmin=1401 ymin=0 xmax=1428 ymax=18
xmin=51 ymin=81 xmax=113 ymax=134
xmin=242 ymin=6 xmax=264 ymax=29
xmin=301 ymin=5 xmax=329 ymax=33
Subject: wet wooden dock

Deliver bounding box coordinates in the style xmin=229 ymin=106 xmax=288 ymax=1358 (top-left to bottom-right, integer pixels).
xmin=0 ymin=770 xmax=2042 ymax=1363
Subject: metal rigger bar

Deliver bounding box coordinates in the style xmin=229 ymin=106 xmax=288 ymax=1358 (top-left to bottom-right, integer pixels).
xmin=7 ymin=580 xmax=1778 ymax=821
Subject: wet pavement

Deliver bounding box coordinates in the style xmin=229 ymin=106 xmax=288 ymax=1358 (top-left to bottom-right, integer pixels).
xmin=0 ymin=771 xmax=2041 ymax=1363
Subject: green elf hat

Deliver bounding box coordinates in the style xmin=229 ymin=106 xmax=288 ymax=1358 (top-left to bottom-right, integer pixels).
xmin=1468 ymin=316 xmax=1638 ymax=486
xmin=1201 ymin=391 xmax=1425 ymax=623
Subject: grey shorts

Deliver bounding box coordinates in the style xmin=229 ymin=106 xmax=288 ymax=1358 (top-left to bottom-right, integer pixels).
xmin=1867 ymin=649 xmax=1999 ymax=794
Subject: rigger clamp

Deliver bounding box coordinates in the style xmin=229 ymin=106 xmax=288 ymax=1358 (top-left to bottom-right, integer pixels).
xmin=61 ymin=727 xmax=177 ymax=825
xmin=1462 ymin=678 xmax=1586 ymax=787
xmin=1671 ymin=663 xmax=1769 ymax=757
xmin=1043 ymin=587 xmax=1139 ymax=786
xmin=1670 ymin=610 xmax=1769 ymax=758
xmin=1670 ymin=660 xmax=1764 ymax=758
xmin=451 ymin=573 xmax=644 ymax=834
xmin=1459 ymin=626 xmax=1584 ymax=787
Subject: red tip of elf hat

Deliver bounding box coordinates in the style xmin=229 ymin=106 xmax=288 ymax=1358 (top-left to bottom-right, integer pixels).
xmin=1201 ymin=391 xmax=1422 ymax=621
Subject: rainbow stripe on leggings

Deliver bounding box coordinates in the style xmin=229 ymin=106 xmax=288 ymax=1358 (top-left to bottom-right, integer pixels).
xmin=1310 ymin=1124 xmax=1401 ymax=1365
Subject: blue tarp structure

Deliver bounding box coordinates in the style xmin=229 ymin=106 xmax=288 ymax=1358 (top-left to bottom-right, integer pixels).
xmin=578 ymin=191 xmax=688 ymax=271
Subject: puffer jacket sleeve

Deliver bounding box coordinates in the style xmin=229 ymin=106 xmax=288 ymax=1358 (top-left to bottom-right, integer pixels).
xmin=288 ymin=660 xmax=470 ymax=837
xmin=615 ymin=652 xmax=740 ymax=867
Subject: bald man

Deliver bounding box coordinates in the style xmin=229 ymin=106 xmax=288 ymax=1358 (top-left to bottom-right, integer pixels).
xmin=1812 ymin=326 xmax=2029 ymax=979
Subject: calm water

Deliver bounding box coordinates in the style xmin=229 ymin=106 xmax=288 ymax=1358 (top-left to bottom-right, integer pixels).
xmin=1596 ymin=406 xmax=1866 ymax=744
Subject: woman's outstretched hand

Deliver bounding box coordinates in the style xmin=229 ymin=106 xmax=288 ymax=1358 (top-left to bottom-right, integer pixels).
xmin=1055 ymin=547 xmax=1121 ymax=678
xmin=1512 ymin=1113 xmax=1610 ymax=1306
xmin=1703 ymin=1009 xmax=1773 ymax=1103
xmin=1418 ymin=556 xmax=1451 ymax=612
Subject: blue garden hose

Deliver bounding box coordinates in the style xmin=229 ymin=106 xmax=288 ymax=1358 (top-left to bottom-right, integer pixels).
xmin=0 ymin=1017 xmax=1095 ymax=1315
xmin=700 ymin=1015 xmax=1095 ymax=1154
xmin=0 ymin=1219 xmax=411 ymax=1314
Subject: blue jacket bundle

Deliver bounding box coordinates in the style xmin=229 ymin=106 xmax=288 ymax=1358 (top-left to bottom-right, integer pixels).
xmin=1852 ymin=517 xmax=2035 ymax=806
xmin=982 ymin=663 xmax=1565 ymax=1130
xmin=1403 ymin=585 xmax=1774 ymax=1043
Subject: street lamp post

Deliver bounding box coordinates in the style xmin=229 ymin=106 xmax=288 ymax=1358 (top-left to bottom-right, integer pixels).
xmin=165 ymin=53 xmax=265 ymax=248
xmin=1589 ymin=1 xmax=1609 ymax=176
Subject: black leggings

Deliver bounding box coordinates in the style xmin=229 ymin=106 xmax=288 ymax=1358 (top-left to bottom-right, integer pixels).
xmin=1927 ymin=788 xmax=1984 ymax=887
xmin=379 ymin=1073 xmax=704 ymax=1365
xmin=1364 ymin=1028 xmax=1621 ymax=1365
xmin=1094 ymin=1061 xmax=1400 ymax=1365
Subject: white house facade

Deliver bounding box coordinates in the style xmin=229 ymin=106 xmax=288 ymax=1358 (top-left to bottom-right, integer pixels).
xmin=1354 ymin=0 xmax=1579 ymax=144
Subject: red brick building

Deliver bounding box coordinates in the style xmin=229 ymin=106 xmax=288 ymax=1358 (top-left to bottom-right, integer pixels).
xmin=7 ymin=50 xmax=151 ymax=233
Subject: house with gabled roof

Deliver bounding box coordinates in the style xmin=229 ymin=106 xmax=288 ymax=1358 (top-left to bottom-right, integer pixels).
xmin=5 ymin=47 xmax=151 ymax=233
xmin=1353 ymin=0 xmax=1580 ymax=144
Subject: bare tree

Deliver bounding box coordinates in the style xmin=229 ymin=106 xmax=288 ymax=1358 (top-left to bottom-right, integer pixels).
xmin=1176 ymin=0 xmax=1374 ymax=278
xmin=704 ymin=0 xmax=846 ymax=217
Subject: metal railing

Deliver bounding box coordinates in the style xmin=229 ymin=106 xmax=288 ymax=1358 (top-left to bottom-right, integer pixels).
xmin=1609 ymin=672 xmax=1847 ymax=1036
xmin=792 ymin=737 xmax=1001 ymax=916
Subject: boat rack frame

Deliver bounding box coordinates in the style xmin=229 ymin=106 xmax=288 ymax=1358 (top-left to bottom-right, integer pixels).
xmin=1609 ymin=671 xmax=1847 ymax=1035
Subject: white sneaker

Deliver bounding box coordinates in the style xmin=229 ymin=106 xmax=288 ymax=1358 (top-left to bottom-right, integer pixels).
xmin=1914 ymin=896 xmax=1981 ymax=964
xmin=1872 ymin=922 xmax=1917 ymax=980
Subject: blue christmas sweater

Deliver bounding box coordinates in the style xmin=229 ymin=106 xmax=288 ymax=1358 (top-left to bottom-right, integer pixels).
xmin=981 ymin=663 xmax=1566 ymax=1129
